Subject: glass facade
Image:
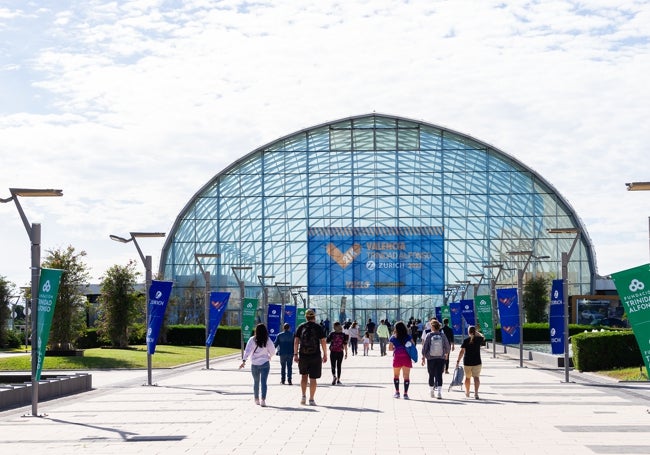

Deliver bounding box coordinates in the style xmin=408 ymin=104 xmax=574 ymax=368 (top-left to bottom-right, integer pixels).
xmin=160 ymin=114 xmax=595 ymax=325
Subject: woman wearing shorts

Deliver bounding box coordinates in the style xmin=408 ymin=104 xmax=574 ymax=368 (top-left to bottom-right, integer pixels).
xmin=388 ymin=321 xmax=414 ymax=399
xmin=456 ymin=325 xmax=484 ymax=399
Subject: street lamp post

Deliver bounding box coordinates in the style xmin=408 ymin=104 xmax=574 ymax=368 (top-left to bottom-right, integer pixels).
xmin=257 ymin=275 xmax=275 ymax=325
xmin=274 ymin=282 xmax=290 ymax=325
xmin=110 ymin=231 xmax=165 ymax=386
xmin=483 ymin=263 xmax=504 ymax=359
xmin=1 ymin=187 xmax=63 ymax=417
xmin=547 ymin=227 xmax=581 ymax=383
xmin=195 ymin=253 xmax=221 ymax=370
xmin=468 ymin=273 xmax=484 ymax=330
xmin=625 ymin=182 xmax=650 ymax=259
xmin=232 ymin=266 xmax=252 ymax=358
xmin=508 ymin=251 xmax=534 ymax=368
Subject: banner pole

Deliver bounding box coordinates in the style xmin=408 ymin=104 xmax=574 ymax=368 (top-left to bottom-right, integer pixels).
xmin=30 ymin=223 xmax=41 ymax=417
xmin=145 ymin=255 xmax=153 ymax=386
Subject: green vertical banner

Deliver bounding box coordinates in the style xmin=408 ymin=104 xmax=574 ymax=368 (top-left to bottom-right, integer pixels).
xmin=297 ymin=307 xmax=307 ymax=323
xmin=241 ymin=298 xmax=258 ymax=338
xmin=475 ymin=295 xmax=494 ymax=340
xmin=36 ymin=268 xmax=64 ymax=380
xmin=440 ymin=304 xmax=451 ymax=322
xmin=610 ymin=263 xmax=650 ymax=378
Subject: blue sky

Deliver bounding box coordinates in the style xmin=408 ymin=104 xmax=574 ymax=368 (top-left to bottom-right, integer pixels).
xmin=1 ymin=0 xmax=650 ymax=289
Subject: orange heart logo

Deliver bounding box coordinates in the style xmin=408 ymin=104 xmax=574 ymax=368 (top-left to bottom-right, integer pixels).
xmin=326 ymin=243 xmax=362 ymax=269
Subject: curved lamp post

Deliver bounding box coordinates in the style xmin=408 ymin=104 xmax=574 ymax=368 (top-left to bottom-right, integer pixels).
xmin=195 ymin=253 xmax=221 ymax=370
xmin=1 ymin=187 xmax=63 ymax=417
xmin=110 ymin=231 xmax=165 ymax=386
xmin=547 ymin=227 xmax=581 ymax=383
xmin=231 ymin=266 xmax=252 ymax=358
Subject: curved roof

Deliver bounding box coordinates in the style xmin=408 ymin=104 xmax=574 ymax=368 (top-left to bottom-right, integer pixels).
xmin=160 ymin=113 xmax=595 ymax=318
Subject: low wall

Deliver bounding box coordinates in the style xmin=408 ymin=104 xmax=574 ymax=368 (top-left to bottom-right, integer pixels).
xmin=0 ymin=373 xmax=92 ymax=411
xmin=486 ymin=342 xmax=574 ymax=368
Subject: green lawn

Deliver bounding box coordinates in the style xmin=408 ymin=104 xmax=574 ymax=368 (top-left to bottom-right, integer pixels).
xmin=595 ymin=366 xmax=649 ymax=382
xmin=0 ymin=345 xmax=240 ymax=370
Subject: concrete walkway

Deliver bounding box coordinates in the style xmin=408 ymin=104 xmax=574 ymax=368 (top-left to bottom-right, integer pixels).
xmin=1 ymin=345 xmax=649 ymax=454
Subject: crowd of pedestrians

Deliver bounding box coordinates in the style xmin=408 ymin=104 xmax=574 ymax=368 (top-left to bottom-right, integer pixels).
xmin=239 ymin=313 xmax=485 ymax=407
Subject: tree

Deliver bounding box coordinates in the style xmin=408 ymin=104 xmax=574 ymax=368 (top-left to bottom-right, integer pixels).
xmin=0 ymin=276 xmax=16 ymax=348
xmin=42 ymin=245 xmax=91 ymax=351
xmin=97 ymin=261 xmax=142 ymax=347
xmin=523 ymin=275 xmax=551 ymax=323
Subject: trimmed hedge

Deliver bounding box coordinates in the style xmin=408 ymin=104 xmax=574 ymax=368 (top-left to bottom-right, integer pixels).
xmin=166 ymin=325 xmax=241 ymax=348
xmin=75 ymin=325 xmax=242 ymax=349
xmin=571 ymin=330 xmax=643 ymax=372
xmin=492 ymin=323 xmax=593 ymax=343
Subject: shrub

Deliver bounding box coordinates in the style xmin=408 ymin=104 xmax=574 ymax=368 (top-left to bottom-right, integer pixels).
xmin=572 ymin=330 xmax=642 ymax=371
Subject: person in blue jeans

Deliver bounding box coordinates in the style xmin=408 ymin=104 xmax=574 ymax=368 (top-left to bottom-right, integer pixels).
xmin=240 ymin=323 xmax=276 ymax=407
xmin=274 ymin=323 xmax=294 ymax=384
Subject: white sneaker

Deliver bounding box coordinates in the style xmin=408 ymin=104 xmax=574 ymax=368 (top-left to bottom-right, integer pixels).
xmin=430 ymin=387 xmax=436 ymax=398
xmin=437 ymin=389 xmax=442 ymax=400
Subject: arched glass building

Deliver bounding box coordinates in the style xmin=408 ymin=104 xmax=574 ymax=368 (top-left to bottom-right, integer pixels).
xmin=160 ymin=113 xmax=596 ymax=325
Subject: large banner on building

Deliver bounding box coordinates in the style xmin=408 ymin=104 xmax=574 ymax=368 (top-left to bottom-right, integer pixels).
xmin=308 ymin=226 xmax=444 ymax=295
xmin=147 ymin=280 xmax=173 ymax=355
xmin=475 ymin=295 xmax=494 ymax=341
xmin=610 ymin=264 xmax=650 ymax=378
xmin=35 ymin=268 xmax=64 ymax=380
xmin=497 ymin=287 xmax=520 ymax=345
xmin=549 ymin=279 xmax=565 ymax=355
xmin=206 ymin=292 xmax=230 ymax=347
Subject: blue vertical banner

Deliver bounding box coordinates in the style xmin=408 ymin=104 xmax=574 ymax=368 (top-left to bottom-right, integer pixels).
xmin=284 ymin=305 xmax=297 ymax=332
xmin=206 ymin=292 xmax=230 ymax=346
xmin=461 ymin=299 xmax=476 ymax=326
xmin=449 ymin=302 xmax=463 ymax=336
xmin=497 ymin=288 xmax=520 ymax=345
xmin=549 ymin=279 xmax=565 ymax=355
xmin=147 ymin=280 xmax=173 ymax=355
xmin=267 ymin=303 xmax=282 ymax=342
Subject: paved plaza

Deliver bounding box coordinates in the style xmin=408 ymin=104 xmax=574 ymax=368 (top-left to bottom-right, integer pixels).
xmin=1 ymin=345 xmax=649 ymax=454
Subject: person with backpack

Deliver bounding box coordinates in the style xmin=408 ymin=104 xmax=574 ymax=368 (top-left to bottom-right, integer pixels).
xmin=293 ymin=309 xmax=327 ymax=406
xmin=326 ymin=321 xmax=348 ymax=385
xmin=421 ymin=319 xmax=451 ymax=400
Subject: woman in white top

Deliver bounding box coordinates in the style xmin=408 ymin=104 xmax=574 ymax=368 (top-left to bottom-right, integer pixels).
xmin=348 ymin=321 xmax=360 ymax=356
xmin=239 ymin=323 xmax=276 ymax=406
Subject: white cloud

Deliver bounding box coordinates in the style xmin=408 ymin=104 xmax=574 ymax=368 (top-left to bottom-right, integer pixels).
xmin=1 ymin=0 xmax=650 ymax=288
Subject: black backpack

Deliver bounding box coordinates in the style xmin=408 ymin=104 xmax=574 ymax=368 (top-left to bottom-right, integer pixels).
xmin=300 ymin=322 xmax=320 ymax=355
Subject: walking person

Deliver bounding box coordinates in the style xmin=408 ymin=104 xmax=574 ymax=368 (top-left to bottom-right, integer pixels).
xmin=348 ymin=321 xmax=360 ymax=355
xmin=239 ymin=323 xmax=276 ymax=407
xmin=377 ymin=319 xmax=390 ymax=356
xmin=388 ymin=320 xmax=414 ymax=399
xmin=441 ymin=318 xmax=455 ymax=374
xmin=421 ymin=319 xmax=451 ymax=399
xmin=326 ymin=321 xmax=348 ymax=385
xmin=456 ymin=325 xmax=485 ymax=399
xmin=274 ymin=322 xmax=294 ymax=384
xmin=362 ymin=331 xmax=370 ymax=355
xmin=293 ymin=309 xmax=327 ymax=405
xmin=366 ymin=318 xmax=376 ymax=350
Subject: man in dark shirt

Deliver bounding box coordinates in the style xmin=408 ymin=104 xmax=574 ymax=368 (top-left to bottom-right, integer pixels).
xmin=294 ymin=309 xmax=327 ymax=406
xmin=366 ymin=318 xmax=376 ymax=350
xmin=442 ymin=318 xmax=455 ymax=373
